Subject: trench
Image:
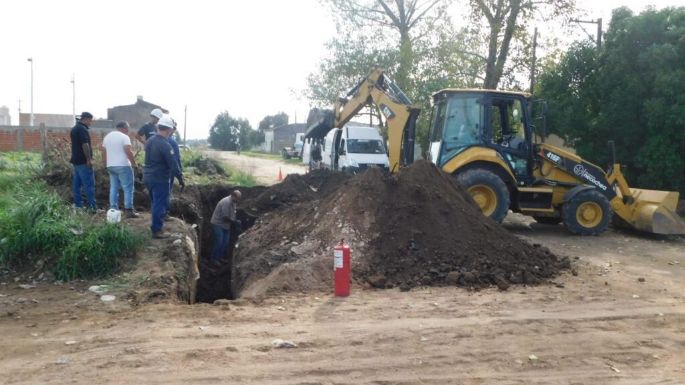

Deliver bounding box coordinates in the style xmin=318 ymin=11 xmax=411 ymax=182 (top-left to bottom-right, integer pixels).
xmin=166 ymin=184 xmax=263 ymax=303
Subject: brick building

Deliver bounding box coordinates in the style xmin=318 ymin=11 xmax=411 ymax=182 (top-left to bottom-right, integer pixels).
xmin=107 ymin=96 xmax=167 ymax=132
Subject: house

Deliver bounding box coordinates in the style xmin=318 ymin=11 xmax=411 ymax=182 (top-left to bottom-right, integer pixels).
xmin=107 ymin=96 xmax=168 ymax=132
xmin=263 ymin=123 xmax=305 ymax=154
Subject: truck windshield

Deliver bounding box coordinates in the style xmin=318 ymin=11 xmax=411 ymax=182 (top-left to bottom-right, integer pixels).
xmin=347 ymin=139 xmax=385 ymax=154
xmin=439 ymin=95 xmax=483 ymax=160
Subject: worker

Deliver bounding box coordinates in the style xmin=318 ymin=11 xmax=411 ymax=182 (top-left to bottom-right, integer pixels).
xmin=101 ymin=121 xmax=139 ymax=218
xmin=143 ymin=116 xmax=185 ymax=239
xmin=209 ymin=190 xmax=242 ymax=262
xmin=311 ymin=139 xmax=322 ymax=169
xmin=135 ymin=108 xmax=164 ymax=145
xmin=166 ymin=118 xmax=183 ymax=216
xmin=70 ymin=112 xmax=96 ymax=212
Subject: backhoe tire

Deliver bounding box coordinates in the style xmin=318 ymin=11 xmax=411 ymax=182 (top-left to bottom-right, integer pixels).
xmin=457 ymin=169 xmax=510 ymax=223
xmin=533 ymin=216 xmax=562 ymax=225
xmin=562 ymin=189 xmax=612 ymax=235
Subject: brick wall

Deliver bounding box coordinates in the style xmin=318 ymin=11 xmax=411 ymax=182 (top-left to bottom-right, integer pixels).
xmin=0 ymin=125 xmax=114 ymax=153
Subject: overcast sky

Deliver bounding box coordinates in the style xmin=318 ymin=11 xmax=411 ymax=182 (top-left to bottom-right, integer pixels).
xmin=0 ymin=0 xmax=682 ymax=139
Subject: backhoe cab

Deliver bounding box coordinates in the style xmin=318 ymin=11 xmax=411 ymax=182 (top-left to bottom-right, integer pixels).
xmin=429 ymin=89 xmax=685 ymax=236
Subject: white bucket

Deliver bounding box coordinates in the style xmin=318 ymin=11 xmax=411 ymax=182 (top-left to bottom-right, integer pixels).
xmin=106 ymin=209 xmax=122 ymax=224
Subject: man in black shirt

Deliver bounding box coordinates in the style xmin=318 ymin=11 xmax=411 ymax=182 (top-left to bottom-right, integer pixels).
xmin=70 ymin=112 xmax=96 ymax=210
xmin=135 ymin=108 xmax=163 ymax=145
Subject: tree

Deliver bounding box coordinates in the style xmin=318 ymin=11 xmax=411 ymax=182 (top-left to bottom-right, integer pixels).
xmin=208 ymin=112 xmax=253 ymax=151
xmin=258 ymin=112 xmax=289 ymax=132
xmin=467 ymin=0 xmax=576 ymax=89
xmin=323 ymin=0 xmax=452 ymax=91
xmin=537 ymin=6 xmax=685 ymax=193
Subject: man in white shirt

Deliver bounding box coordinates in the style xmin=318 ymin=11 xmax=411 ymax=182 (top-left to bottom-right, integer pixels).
xmin=101 ymin=121 xmax=139 ymax=218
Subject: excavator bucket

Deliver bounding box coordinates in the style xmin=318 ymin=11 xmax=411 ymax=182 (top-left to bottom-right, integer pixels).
xmin=621 ymin=189 xmax=685 ymax=235
xmin=305 ymin=108 xmax=335 ymax=140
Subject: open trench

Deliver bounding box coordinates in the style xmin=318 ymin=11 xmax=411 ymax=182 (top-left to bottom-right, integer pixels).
xmin=163 ymin=184 xmax=265 ymax=303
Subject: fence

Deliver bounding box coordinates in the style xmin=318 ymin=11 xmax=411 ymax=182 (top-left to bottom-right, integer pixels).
xmin=0 ymin=124 xmax=116 ymax=154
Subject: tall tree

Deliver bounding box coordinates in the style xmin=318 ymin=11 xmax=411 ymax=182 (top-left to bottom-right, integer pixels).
xmin=538 ymin=6 xmax=685 ymax=193
xmin=323 ymin=0 xmax=451 ymax=91
xmin=469 ymin=0 xmax=575 ymax=89
xmin=258 ymin=112 xmax=289 ymax=132
xmin=208 ymin=112 xmax=253 ymax=151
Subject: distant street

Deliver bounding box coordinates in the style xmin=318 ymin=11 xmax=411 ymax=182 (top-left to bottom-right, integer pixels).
xmin=208 ymin=150 xmax=307 ymax=186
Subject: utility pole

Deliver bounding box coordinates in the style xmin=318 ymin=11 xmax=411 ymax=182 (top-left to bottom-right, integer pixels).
xmin=71 ymin=74 xmax=76 ymax=124
xmin=183 ymin=104 xmax=187 ymax=145
xmin=530 ymin=27 xmax=538 ymax=93
xmin=17 ymin=99 xmax=21 ymax=124
xmin=27 ymin=58 xmax=34 ymax=126
xmin=571 ymin=18 xmax=603 ymax=49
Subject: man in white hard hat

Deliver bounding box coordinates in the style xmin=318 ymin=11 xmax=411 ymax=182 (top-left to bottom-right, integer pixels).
xmin=135 ymin=108 xmax=164 ymax=145
xmin=143 ymin=116 xmax=185 ymax=238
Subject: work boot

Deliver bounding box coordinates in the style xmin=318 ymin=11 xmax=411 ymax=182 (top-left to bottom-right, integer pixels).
xmin=125 ymin=209 xmax=140 ymax=219
xmin=152 ymin=231 xmax=171 ymax=239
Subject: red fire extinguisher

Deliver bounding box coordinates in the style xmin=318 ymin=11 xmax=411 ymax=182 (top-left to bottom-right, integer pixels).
xmin=334 ymin=239 xmax=351 ymax=297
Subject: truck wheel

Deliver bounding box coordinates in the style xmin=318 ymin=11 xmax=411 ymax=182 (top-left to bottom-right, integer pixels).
xmin=457 ymin=169 xmax=510 ymax=223
xmin=562 ymin=189 xmax=612 ymax=235
xmin=533 ymin=216 xmax=562 ymax=225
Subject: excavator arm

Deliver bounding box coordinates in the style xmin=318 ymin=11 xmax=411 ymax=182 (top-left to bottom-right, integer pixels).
xmin=305 ymin=68 xmax=421 ymax=173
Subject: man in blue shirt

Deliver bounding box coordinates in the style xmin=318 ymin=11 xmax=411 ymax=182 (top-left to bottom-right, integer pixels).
xmin=70 ymin=112 xmax=96 ymax=211
xmin=167 ymin=119 xmax=182 ymax=199
xmin=143 ymin=116 xmax=185 ymax=238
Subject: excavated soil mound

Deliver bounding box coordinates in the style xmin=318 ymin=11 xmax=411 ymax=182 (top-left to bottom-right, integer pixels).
xmin=233 ymin=161 xmax=569 ymax=297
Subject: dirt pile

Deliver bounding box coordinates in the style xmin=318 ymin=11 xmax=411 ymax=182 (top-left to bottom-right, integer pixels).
xmin=233 ymin=161 xmax=569 ymax=298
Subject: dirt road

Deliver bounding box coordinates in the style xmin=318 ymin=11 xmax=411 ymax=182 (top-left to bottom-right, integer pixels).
xmin=1 ymin=215 xmax=684 ymax=384
xmin=209 ymin=150 xmax=307 ymax=185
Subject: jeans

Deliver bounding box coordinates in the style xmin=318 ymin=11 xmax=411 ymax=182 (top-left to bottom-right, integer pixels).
xmin=211 ymin=224 xmax=230 ymax=261
xmin=72 ymin=164 xmax=96 ymax=209
xmin=107 ymin=166 xmax=134 ymax=209
xmin=145 ymin=181 xmax=170 ymax=233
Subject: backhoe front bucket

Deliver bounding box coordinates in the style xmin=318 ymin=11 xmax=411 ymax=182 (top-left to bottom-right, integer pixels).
xmin=620 ymin=189 xmax=685 ymax=235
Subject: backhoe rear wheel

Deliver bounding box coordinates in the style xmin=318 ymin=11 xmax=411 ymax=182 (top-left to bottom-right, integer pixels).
xmin=562 ymin=189 xmax=612 ymax=235
xmin=457 ymin=169 xmax=510 ymax=223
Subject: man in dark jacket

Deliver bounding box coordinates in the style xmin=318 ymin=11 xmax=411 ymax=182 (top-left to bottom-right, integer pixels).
xmin=135 ymin=108 xmax=163 ymax=145
xmin=143 ymin=116 xmax=185 ymax=238
xmin=70 ymin=112 xmax=96 ymax=211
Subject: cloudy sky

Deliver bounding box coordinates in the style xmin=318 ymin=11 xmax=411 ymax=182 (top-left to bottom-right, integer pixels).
xmin=0 ymin=0 xmax=682 ymax=139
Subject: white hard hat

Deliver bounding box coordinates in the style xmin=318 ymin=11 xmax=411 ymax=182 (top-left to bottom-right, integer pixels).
xmin=150 ymin=108 xmax=164 ymax=119
xmin=158 ymin=115 xmax=174 ymax=129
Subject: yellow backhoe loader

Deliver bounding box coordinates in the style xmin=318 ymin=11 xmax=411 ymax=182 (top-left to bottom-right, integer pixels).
xmin=430 ymin=88 xmax=685 ymax=235
xmin=306 ymin=69 xmax=685 ymax=236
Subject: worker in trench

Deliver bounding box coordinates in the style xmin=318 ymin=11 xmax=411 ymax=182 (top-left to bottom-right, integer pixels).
xmin=210 ymin=190 xmax=242 ymax=263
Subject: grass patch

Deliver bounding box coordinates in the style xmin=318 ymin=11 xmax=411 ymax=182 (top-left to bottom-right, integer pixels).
xmin=240 ymin=150 xmax=282 ymax=160
xmin=229 ymin=169 xmax=257 ymax=187
xmin=54 ymin=223 xmax=144 ymax=281
xmin=0 ymin=177 xmax=143 ymax=280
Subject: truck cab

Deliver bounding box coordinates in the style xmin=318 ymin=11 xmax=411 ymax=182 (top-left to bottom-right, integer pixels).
xmin=322 ymin=123 xmax=389 ymax=173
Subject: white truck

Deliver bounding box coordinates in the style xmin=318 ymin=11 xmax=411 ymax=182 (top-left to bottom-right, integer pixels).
xmin=319 ymin=123 xmax=389 ymax=173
